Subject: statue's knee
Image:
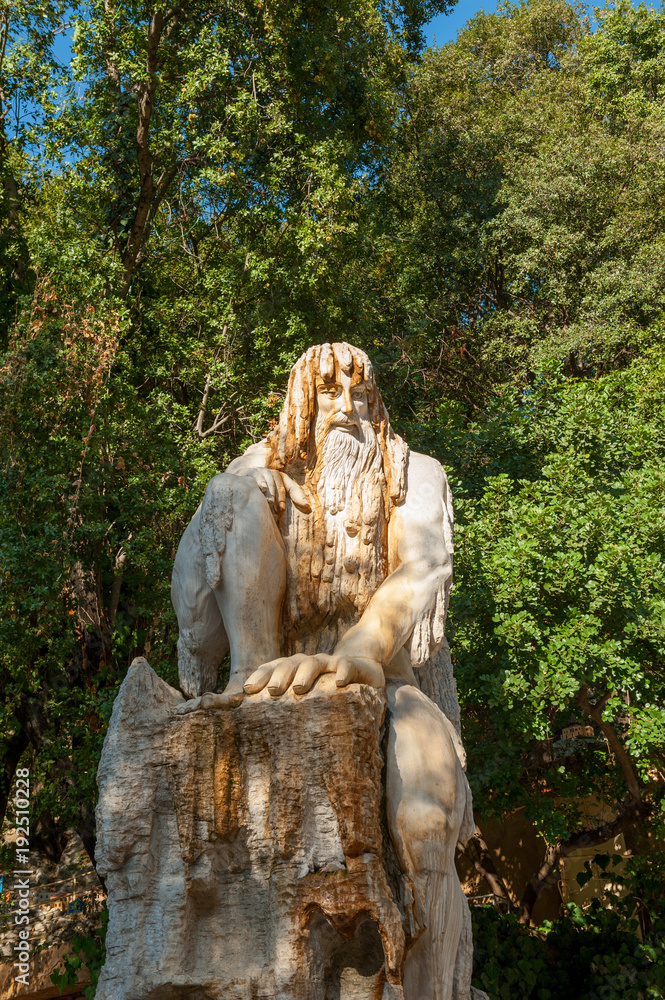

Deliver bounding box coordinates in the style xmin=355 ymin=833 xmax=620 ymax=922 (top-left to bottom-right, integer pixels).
xmin=396 ymin=801 xmax=458 ymax=875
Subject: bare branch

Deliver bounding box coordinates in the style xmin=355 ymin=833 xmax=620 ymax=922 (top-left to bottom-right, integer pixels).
xmin=195 ymin=322 xmax=231 ymax=439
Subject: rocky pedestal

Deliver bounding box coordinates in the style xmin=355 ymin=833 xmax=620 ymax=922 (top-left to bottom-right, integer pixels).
xmin=96 ymin=658 xmax=415 ymax=1000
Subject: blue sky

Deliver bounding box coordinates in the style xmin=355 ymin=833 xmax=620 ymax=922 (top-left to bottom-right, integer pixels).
xmin=425 ymin=2 xmax=499 ymax=46
xmin=424 ymin=2 xmax=598 ymax=47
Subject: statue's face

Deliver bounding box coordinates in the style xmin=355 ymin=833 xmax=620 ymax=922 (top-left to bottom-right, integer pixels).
xmin=315 ymin=370 xmax=369 ymax=439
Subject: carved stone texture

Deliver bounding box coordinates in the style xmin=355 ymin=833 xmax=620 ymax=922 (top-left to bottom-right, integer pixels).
xmin=97 ymin=659 xmax=414 ymax=1000
xmin=98 ymin=344 xmax=489 ymax=1000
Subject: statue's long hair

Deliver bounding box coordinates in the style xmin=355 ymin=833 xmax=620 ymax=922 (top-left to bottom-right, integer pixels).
xmin=266 ymin=342 xmax=408 ymax=508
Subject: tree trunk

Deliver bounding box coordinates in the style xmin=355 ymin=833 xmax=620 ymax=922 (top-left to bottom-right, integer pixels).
xmin=119 ymin=10 xmax=164 ymax=296
xmin=31 ymin=805 xmax=68 ymax=863
xmin=518 ymin=797 xmax=650 ymax=925
xmin=0 ymin=726 xmax=29 ymax=827
xmin=576 ymin=684 xmax=642 ymax=803
xmin=15 ymin=689 xmax=99 ymax=865
xmin=461 ymin=826 xmax=512 ymax=913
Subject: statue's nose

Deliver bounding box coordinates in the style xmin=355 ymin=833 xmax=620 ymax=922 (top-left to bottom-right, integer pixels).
xmin=341 ymin=387 xmax=353 ymax=413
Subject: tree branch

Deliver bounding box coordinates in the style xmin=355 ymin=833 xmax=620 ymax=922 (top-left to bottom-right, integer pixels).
xmin=103 ymin=0 xmax=121 ymax=89
xmin=120 ymin=9 xmax=165 ymax=295
xmin=0 ymin=12 xmax=10 ymax=88
xmin=518 ymin=795 xmax=651 ymax=924
xmin=576 ymin=684 xmax=642 ymax=802
xmin=461 ymin=825 xmax=513 ymax=913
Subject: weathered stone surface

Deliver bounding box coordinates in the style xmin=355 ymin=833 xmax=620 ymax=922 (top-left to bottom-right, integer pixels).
xmin=95 ymin=656 xmax=184 ymax=879
xmin=97 ymin=661 xmax=410 ymax=1000
xmin=96 ymin=345 xmax=489 ymax=1000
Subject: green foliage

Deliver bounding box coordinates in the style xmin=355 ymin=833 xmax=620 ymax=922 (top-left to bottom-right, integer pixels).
xmin=443 ymin=352 xmax=665 ymax=834
xmin=471 ymin=899 xmax=665 ymax=1000
xmin=576 ymin=848 xmax=665 ymax=934
xmin=0 ymin=0 xmax=664 ymax=928
xmin=365 ymin=0 xmax=665 ymax=411
xmin=474 ymin=850 xmax=665 ymax=999
xmin=0 ymin=0 xmax=72 ymax=337
xmin=50 ymin=906 xmax=108 ymax=999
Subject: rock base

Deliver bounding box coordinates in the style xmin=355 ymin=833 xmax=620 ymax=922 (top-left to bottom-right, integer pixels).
xmin=96 ymin=660 xmax=407 ymax=1000
xmin=95 ymin=658 xmax=488 ymax=1000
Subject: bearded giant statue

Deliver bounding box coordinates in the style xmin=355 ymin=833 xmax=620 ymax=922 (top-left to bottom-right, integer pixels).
xmin=94 ymin=344 xmax=485 ymax=1000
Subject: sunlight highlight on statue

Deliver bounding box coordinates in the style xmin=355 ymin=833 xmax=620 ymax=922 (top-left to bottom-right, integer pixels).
xmin=95 ymin=343 xmax=486 ymax=1000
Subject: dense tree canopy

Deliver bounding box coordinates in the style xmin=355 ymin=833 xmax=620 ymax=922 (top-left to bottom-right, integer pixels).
xmin=354 ymin=0 xmax=665 ymax=408
xmin=0 ymin=0 xmax=456 ymax=856
xmin=369 ymin=0 xmax=665 ymax=921
xmin=0 ymin=0 xmax=663 ymax=950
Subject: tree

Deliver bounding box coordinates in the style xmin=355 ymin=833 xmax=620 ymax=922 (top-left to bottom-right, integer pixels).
xmin=446 ymin=353 xmax=665 ymax=922
xmin=0 ymin=0 xmax=456 ymax=860
xmin=360 ymin=0 xmax=665 ymax=416
xmin=357 ymin=0 xmax=665 ymax=922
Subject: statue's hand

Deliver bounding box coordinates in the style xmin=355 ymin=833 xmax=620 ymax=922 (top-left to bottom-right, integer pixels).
xmin=244 ymin=652 xmax=384 ymax=698
xmin=175 ymin=696 xmax=202 ymax=715
xmin=239 ymin=468 xmax=311 ymax=514
xmin=174 ymin=677 xmax=247 ymax=714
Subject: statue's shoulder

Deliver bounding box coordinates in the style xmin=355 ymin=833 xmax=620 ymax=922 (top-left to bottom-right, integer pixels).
xmin=225 ymin=438 xmax=271 ymax=474
xmin=398 ymin=450 xmax=454 ymax=553
xmin=404 ymin=449 xmax=450 ymax=497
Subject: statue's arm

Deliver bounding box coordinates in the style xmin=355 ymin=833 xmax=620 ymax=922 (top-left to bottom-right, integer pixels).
xmin=333 ymin=451 xmax=452 ymax=674
xmin=242 ymin=451 xmax=452 ymax=698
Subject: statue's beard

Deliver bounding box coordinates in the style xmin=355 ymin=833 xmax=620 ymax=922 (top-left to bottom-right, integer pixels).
xmin=280 ymin=419 xmax=389 ymax=654
xmin=312 ymin=422 xmax=380 ymax=518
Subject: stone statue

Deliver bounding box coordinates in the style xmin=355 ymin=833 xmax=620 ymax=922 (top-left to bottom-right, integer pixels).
xmin=173 ymin=341 xmax=456 ymax=709
xmin=94 ymin=343 xmax=485 ymax=1000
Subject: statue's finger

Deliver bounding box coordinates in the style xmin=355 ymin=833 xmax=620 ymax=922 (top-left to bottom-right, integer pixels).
xmin=292 ymin=654 xmax=332 ymax=695
xmin=243 ymin=664 xmax=275 ymax=694
xmin=200 ymin=690 xmax=243 ymax=710
xmin=272 ymin=470 xmax=286 ymax=511
xmin=245 ymin=654 xmax=308 ymax=694
xmin=335 ymin=657 xmax=384 ymax=689
xmin=334 ymin=657 xmax=354 ymax=687
xmin=281 ymin=473 xmax=312 ymax=513
xmin=220 ymin=677 xmax=246 ymax=707
xmin=268 ymin=660 xmax=298 ymax=697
